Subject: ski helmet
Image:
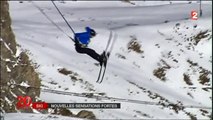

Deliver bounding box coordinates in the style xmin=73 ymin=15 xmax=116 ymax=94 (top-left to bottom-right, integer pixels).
xmin=86 ymin=27 xmax=96 ymax=37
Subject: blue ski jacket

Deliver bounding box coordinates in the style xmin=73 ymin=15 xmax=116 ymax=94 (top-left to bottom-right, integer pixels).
xmin=74 ymin=27 xmax=92 ymax=46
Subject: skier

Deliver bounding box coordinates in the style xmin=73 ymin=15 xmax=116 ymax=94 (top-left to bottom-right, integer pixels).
xmin=74 ymin=27 xmax=106 ymax=65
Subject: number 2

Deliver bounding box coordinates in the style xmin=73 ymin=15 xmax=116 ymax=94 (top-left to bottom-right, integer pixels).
xmin=191 ymin=11 xmax=198 ymax=20
xmin=16 ymin=96 xmax=32 ymax=109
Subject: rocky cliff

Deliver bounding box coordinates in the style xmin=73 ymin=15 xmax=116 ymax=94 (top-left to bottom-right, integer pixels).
xmin=0 ymin=1 xmax=41 ymax=113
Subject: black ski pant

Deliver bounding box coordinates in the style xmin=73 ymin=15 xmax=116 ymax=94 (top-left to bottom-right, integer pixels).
xmin=75 ymin=43 xmax=101 ymax=63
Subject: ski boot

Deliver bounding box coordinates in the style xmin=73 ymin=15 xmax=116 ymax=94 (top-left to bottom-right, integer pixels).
xmin=100 ymin=51 xmax=107 ymax=66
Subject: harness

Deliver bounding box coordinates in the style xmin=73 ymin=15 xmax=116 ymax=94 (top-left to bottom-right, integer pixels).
xmin=75 ymin=27 xmax=92 ymax=48
xmin=75 ymin=36 xmax=90 ymax=48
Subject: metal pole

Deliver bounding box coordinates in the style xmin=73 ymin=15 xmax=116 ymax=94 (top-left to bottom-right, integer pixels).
xmin=200 ymin=0 xmax=202 ymax=17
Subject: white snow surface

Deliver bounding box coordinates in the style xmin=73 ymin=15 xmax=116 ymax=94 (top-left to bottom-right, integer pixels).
xmin=8 ymin=1 xmax=212 ymax=119
xmin=3 ymin=113 xmax=83 ymax=120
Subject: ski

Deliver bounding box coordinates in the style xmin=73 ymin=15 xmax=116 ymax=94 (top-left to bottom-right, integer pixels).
xmin=97 ymin=32 xmax=117 ymax=83
xmin=96 ymin=31 xmax=113 ymax=83
xmin=97 ymin=65 xmax=103 ymax=83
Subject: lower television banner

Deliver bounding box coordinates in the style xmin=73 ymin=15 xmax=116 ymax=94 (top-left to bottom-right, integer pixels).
xmin=49 ymin=103 xmax=121 ymax=109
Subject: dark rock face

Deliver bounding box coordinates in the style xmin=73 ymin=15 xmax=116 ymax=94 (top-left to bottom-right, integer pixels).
xmin=0 ymin=1 xmax=41 ymax=113
xmin=76 ymin=110 xmax=96 ymax=119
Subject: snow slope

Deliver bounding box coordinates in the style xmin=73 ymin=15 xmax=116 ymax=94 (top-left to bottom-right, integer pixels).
xmin=8 ymin=1 xmax=212 ymax=119
xmin=4 ymin=113 xmax=83 ymax=120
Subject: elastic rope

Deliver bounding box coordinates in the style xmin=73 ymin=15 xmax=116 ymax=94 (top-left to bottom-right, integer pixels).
xmin=51 ymin=0 xmax=76 ymax=35
xmin=31 ymin=1 xmax=74 ymax=42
